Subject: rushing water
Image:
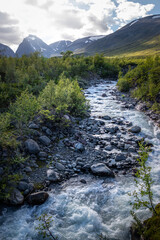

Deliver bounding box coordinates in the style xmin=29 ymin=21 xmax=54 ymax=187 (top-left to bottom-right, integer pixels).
xmin=0 ymin=82 xmax=160 ymax=240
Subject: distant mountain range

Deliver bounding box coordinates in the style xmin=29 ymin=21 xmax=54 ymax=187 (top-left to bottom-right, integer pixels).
xmin=1 ymin=14 xmax=160 ymax=58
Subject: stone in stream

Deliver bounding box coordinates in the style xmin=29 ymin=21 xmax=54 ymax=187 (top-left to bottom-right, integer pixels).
xmin=91 ymin=163 xmax=114 ymax=177
xmin=55 ymin=162 xmax=65 ymax=171
xmin=102 ymin=115 xmax=111 ymax=120
xmin=26 ymin=191 xmax=49 ymax=205
xmin=47 ymin=169 xmax=60 ymax=182
xmin=156 ymin=131 xmax=160 ymax=140
xmin=25 ymin=139 xmax=40 ymax=154
xmin=129 ymin=126 xmax=141 ymax=133
xmin=105 ymin=125 xmax=119 ymax=134
xmin=115 ymin=153 xmax=126 ymax=162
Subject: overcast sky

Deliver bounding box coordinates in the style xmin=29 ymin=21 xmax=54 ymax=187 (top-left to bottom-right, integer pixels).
xmin=0 ymin=0 xmax=160 ymax=51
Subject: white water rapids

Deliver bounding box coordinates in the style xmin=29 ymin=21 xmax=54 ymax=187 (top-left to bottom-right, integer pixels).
xmin=0 ymin=82 xmax=160 ymax=240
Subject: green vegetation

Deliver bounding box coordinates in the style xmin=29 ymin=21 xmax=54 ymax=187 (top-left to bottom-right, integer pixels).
xmin=117 ymin=56 xmax=160 ymax=112
xmin=129 ymin=143 xmax=160 ymax=239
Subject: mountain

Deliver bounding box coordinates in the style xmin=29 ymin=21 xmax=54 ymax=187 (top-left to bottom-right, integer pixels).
xmin=16 ymin=35 xmax=53 ymax=58
xmin=82 ymin=15 xmax=160 ymax=57
xmin=49 ymin=40 xmax=72 ymax=55
xmin=66 ymin=35 xmax=105 ymax=54
xmin=0 ymin=43 xmax=15 ymax=57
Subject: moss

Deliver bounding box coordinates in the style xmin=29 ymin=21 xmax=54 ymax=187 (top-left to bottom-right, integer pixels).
xmin=143 ymin=203 xmax=160 ymax=240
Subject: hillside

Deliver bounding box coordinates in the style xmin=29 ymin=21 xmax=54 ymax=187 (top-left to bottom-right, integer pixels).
xmin=83 ymin=15 xmax=160 ymax=57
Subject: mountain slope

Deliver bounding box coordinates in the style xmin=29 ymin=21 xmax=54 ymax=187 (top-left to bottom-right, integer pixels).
xmin=16 ymin=35 xmax=53 ymax=58
xmin=66 ymin=35 xmax=105 ymax=54
xmin=0 ymin=43 xmax=15 ymax=57
xmin=49 ymin=40 xmax=72 ymax=55
xmin=83 ymin=15 xmax=160 ymax=57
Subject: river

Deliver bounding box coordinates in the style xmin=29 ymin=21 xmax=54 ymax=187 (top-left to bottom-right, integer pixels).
xmin=0 ymin=81 xmax=160 ymax=240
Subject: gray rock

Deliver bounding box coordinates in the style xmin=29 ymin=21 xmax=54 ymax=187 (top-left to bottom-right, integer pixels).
xmin=18 ymin=181 xmax=29 ymax=191
xmin=39 ymin=136 xmax=51 ymax=146
xmin=56 ymin=162 xmax=65 ymax=171
xmin=115 ymin=153 xmax=126 ymax=162
xmin=24 ymin=167 xmax=32 ymax=173
xmin=47 ymin=169 xmax=60 ymax=182
xmin=129 ymin=126 xmax=141 ymax=133
xmin=38 ymin=152 xmax=48 ymax=158
xmin=45 ymin=128 xmax=52 ymax=136
xmin=25 ymin=139 xmax=40 ymax=154
xmin=8 ymin=188 xmax=24 ymax=205
xmin=105 ymin=125 xmax=118 ymax=134
xmin=105 ymin=145 xmax=113 ymax=151
xmin=26 ymin=191 xmax=49 ymax=205
xmin=91 ymin=163 xmax=114 ymax=177
xmin=29 ymin=123 xmax=39 ymax=129
xmin=75 ymin=142 xmax=85 ymax=152
xmin=102 ymin=115 xmax=111 ymax=120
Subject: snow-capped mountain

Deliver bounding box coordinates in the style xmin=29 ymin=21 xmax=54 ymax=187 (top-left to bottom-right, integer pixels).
xmin=49 ymin=40 xmax=72 ymax=55
xmin=16 ymin=35 xmax=53 ymax=58
xmin=0 ymin=43 xmax=15 ymax=57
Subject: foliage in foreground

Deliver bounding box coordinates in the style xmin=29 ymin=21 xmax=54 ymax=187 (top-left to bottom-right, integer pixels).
xmin=129 ymin=142 xmax=159 ymax=239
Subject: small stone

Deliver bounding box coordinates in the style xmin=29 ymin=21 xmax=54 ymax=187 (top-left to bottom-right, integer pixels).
xmin=18 ymin=181 xmax=29 ymax=191
xmin=80 ymin=179 xmax=87 ymax=184
xmin=115 ymin=153 xmax=126 ymax=162
xmin=38 ymin=152 xmax=48 ymax=158
xmin=55 ymin=162 xmax=65 ymax=171
xmin=74 ymin=142 xmax=85 ymax=152
xmin=29 ymin=123 xmax=39 ymax=129
xmin=129 ymin=126 xmax=141 ymax=133
xmin=102 ymin=115 xmax=111 ymax=120
xmin=39 ymin=136 xmax=51 ymax=146
xmin=24 ymin=167 xmax=32 ymax=173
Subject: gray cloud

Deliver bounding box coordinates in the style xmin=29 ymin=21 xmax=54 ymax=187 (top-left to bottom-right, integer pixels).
xmin=25 ymin=0 xmax=38 ymax=6
xmin=54 ymin=9 xmax=84 ymax=29
xmin=61 ymin=32 xmax=75 ymax=41
xmin=88 ymin=14 xmax=110 ymax=32
xmin=0 ymin=11 xmax=21 ymax=45
xmin=40 ymin=0 xmax=54 ymax=10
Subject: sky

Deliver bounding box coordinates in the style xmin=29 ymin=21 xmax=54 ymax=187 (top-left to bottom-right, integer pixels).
xmin=0 ymin=0 xmax=160 ymax=51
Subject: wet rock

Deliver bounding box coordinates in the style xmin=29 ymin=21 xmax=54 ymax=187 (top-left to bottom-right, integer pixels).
xmin=74 ymin=142 xmax=85 ymax=152
xmin=7 ymin=188 xmax=24 ymax=205
xmin=102 ymin=115 xmax=111 ymax=120
xmin=26 ymin=191 xmax=49 ymax=205
xmin=115 ymin=153 xmax=126 ymax=162
xmin=105 ymin=145 xmax=113 ymax=151
xmin=47 ymin=169 xmax=60 ymax=182
xmin=105 ymin=125 xmax=119 ymax=134
xmin=156 ymin=131 xmax=160 ymax=140
xmin=25 ymin=139 xmax=40 ymax=154
xmin=129 ymin=126 xmax=141 ymax=133
xmin=39 ymin=136 xmax=51 ymax=146
xmin=56 ymin=162 xmax=65 ymax=171
xmin=91 ymin=163 xmax=114 ymax=177
xmin=80 ymin=179 xmax=87 ymax=184
xmin=45 ymin=128 xmax=52 ymax=136
xmin=102 ymin=93 xmax=107 ymax=97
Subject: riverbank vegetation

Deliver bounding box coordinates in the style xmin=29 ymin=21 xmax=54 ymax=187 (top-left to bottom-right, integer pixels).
xmin=117 ymin=56 xmax=160 ymax=113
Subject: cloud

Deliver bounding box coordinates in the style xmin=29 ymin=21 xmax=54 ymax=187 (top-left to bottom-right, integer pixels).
xmin=116 ymin=0 xmax=155 ymax=22
xmin=69 ymin=0 xmax=90 ymax=11
xmin=54 ymin=9 xmax=84 ymax=29
xmin=0 ymin=11 xmax=21 ymax=45
xmin=25 ymin=0 xmax=38 ymax=6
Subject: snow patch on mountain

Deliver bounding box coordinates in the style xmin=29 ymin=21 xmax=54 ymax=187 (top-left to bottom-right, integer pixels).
xmin=130 ymin=20 xmax=138 ymax=26
xmin=89 ymin=36 xmax=105 ymax=41
xmin=152 ymin=15 xmax=160 ymax=19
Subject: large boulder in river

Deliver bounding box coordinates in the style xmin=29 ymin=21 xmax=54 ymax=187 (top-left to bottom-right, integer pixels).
xmin=129 ymin=126 xmax=141 ymax=133
xmin=91 ymin=163 xmax=114 ymax=177
xmin=26 ymin=191 xmax=49 ymax=205
xmin=25 ymin=139 xmax=40 ymax=154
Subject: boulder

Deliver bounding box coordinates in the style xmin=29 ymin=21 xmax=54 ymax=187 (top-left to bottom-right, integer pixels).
xmin=91 ymin=163 xmax=114 ymax=177
xmin=25 ymin=139 xmax=40 ymax=154
xmin=47 ymin=169 xmax=60 ymax=182
xmin=8 ymin=188 xmax=24 ymax=205
xmin=129 ymin=126 xmax=141 ymax=133
xmin=26 ymin=191 xmax=49 ymax=205
xmin=39 ymin=136 xmax=51 ymax=146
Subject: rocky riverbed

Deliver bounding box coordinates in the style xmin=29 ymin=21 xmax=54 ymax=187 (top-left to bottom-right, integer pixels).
xmin=0 ymin=79 xmax=154 ymax=206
